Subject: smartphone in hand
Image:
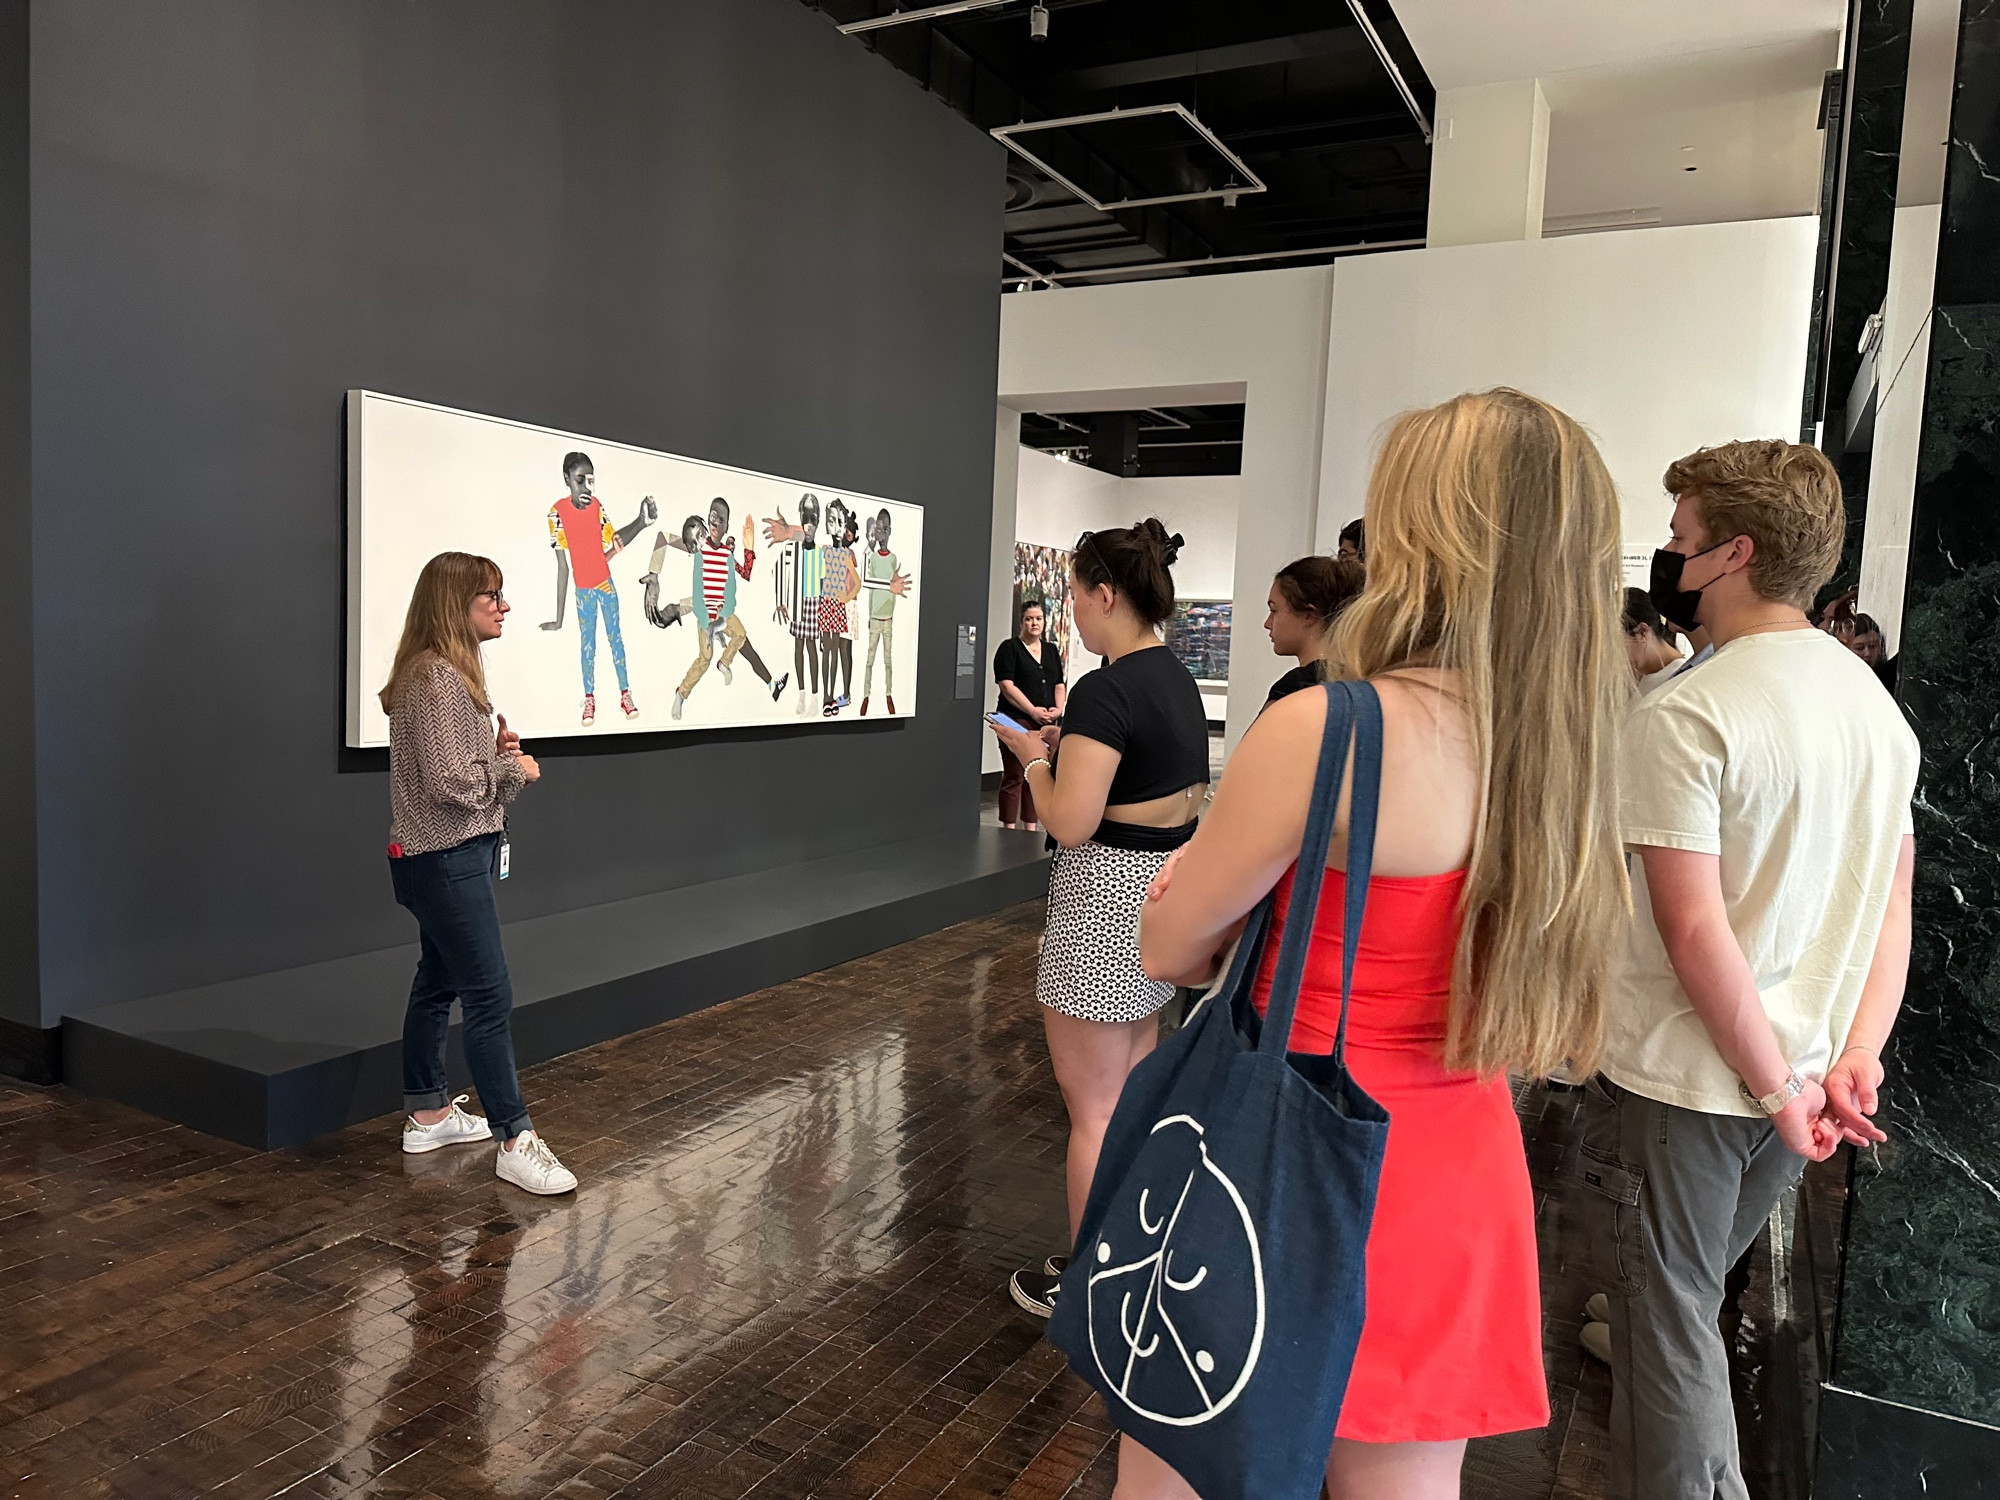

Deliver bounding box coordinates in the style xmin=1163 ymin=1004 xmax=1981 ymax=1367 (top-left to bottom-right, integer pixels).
xmin=987 ymin=711 xmax=1029 ymax=734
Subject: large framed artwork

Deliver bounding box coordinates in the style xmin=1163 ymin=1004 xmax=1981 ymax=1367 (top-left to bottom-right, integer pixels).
xmin=1165 ymin=599 xmax=1232 ymax=684
xmin=345 ymin=392 xmax=923 ymax=748
xmin=1013 ymin=542 xmax=1077 ymax=672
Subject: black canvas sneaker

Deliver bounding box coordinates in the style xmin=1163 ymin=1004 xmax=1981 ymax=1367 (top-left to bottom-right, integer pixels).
xmin=1008 ymin=1268 xmax=1062 ymax=1318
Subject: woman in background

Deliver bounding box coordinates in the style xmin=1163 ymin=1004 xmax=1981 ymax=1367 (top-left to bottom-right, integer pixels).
xmin=993 ymin=597 xmax=1067 ymax=829
xmin=1265 ymin=554 xmax=1367 ymax=705
xmin=987 ymin=521 xmax=1208 ymax=1318
xmin=1622 ymin=586 xmax=1682 ymax=686
xmin=381 ymin=552 xmax=578 ymax=1197
xmin=1137 ymin=391 xmax=1628 ymax=1498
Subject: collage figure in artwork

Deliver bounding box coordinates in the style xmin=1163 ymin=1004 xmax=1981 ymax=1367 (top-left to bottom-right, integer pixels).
xmin=652 ymin=496 xmax=786 ymax=720
xmin=817 ymin=500 xmax=861 ymax=717
xmin=765 ymin=494 xmax=827 ymax=718
xmin=541 ymin=450 xmax=653 ymax=725
xmin=861 ymin=508 xmax=911 ymax=715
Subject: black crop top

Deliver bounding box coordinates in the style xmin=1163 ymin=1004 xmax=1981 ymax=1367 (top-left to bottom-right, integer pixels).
xmin=1060 ymin=644 xmax=1210 ymax=805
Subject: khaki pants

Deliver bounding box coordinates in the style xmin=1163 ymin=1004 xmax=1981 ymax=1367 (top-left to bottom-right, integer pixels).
xmin=678 ymin=613 xmax=746 ymax=698
xmin=864 ymin=615 xmax=894 ymax=696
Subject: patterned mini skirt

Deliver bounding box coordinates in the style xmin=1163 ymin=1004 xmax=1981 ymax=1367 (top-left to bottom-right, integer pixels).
xmin=1036 ymin=840 xmax=1176 ymax=1023
xmin=818 ymin=595 xmax=849 ymax=636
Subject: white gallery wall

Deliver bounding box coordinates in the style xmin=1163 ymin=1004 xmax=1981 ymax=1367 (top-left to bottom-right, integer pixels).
xmin=983 ymin=449 xmax=1242 ymax=772
xmin=994 ymin=217 xmax=1817 ymax=749
xmin=1319 ymin=217 xmax=1818 ymax=552
xmin=998 ymin=268 xmax=1333 ymax=744
xmin=1005 ymin=446 xmax=1240 ymax=726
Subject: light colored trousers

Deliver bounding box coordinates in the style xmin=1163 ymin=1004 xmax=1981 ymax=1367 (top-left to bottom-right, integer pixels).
xmin=678 ymin=614 xmax=745 ymax=698
xmin=864 ymin=615 xmax=894 ymax=696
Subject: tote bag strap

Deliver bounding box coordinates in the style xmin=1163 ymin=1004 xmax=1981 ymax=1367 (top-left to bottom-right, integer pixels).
xmin=1256 ymin=680 xmax=1384 ymax=1067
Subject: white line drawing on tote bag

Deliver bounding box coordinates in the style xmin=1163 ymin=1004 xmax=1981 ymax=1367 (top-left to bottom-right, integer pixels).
xmin=1086 ymin=1114 xmax=1267 ymax=1425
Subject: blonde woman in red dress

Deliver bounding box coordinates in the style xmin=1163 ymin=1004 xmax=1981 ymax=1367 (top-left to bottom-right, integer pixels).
xmin=1136 ymin=389 xmax=1629 ymax=1499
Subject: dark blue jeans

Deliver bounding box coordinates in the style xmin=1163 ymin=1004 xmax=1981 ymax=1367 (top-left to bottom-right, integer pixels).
xmin=390 ymin=832 xmax=532 ymax=1140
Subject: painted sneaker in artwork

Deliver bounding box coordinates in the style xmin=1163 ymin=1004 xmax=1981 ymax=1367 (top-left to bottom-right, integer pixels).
xmin=620 ymin=688 xmax=639 ymax=719
xmin=495 ymin=1130 xmax=578 ymax=1195
xmin=581 ymin=694 xmax=597 ymax=726
xmin=401 ymin=1095 xmax=493 ymax=1155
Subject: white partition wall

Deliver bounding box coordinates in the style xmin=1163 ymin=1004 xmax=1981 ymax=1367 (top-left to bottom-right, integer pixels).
xmin=995 ymin=218 xmax=1818 ymax=749
xmin=1318 ymin=219 xmax=1818 ymax=550
xmin=999 ymin=268 xmax=1334 ymax=745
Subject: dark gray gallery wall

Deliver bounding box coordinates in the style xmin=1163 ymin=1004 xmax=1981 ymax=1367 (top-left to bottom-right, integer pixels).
xmin=0 ymin=0 xmax=40 ymax=1059
xmin=29 ymin=0 xmax=1004 ymax=1026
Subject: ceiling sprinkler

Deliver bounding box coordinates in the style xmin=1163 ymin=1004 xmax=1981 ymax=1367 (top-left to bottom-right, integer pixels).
xmin=1030 ymin=2 xmax=1049 ymax=41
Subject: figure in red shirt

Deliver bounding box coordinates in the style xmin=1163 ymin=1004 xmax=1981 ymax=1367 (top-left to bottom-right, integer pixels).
xmin=540 ymin=451 xmax=652 ymax=725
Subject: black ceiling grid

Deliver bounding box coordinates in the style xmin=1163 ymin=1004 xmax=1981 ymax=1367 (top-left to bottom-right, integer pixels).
xmin=808 ymin=0 xmax=1436 ymax=288
xmin=1020 ymin=404 xmax=1246 ymax=477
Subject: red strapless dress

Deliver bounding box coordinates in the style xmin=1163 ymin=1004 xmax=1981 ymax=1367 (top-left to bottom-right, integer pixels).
xmin=1251 ymin=864 xmax=1549 ymax=1443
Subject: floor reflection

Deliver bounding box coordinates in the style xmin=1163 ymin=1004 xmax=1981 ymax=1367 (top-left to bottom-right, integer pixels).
xmin=0 ymin=901 xmax=1811 ymax=1497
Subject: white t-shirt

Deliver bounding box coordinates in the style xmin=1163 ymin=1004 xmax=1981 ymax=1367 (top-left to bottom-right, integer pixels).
xmin=1605 ymin=628 xmax=1919 ymax=1116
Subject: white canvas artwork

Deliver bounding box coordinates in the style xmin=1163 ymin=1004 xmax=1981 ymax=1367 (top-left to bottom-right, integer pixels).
xmin=345 ymin=391 xmax=922 ymax=748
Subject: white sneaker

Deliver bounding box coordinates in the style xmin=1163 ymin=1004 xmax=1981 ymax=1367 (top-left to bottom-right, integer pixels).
xmin=401 ymin=1095 xmax=492 ymax=1154
xmin=797 ymin=689 xmax=811 ymax=716
xmin=495 ymin=1130 xmax=578 ymax=1195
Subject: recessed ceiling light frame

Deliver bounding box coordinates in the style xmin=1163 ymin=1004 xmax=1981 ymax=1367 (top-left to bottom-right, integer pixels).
xmin=836 ymin=0 xmax=1018 ymax=35
xmin=991 ymin=103 xmax=1268 ymax=212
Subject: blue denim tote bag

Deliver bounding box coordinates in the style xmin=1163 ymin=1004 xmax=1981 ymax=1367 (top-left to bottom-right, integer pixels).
xmin=1047 ymin=680 xmax=1392 ymax=1500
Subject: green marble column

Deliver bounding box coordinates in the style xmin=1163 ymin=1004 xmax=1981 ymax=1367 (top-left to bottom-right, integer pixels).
xmin=1816 ymin=0 xmax=2000 ymax=1493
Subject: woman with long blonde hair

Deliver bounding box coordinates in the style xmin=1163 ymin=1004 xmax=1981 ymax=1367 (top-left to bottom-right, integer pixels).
xmin=381 ymin=552 xmax=577 ymax=1196
xmin=1132 ymin=390 xmax=1628 ymax=1499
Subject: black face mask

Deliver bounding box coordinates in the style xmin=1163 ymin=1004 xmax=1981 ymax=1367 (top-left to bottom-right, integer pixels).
xmin=1649 ymin=537 xmax=1736 ymax=633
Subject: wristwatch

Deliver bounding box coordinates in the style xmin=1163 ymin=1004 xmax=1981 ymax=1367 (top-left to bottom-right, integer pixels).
xmin=1744 ymin=1070 xmax=1808 ymax=1115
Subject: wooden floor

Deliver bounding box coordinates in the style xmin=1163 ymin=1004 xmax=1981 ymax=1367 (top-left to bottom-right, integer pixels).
xmin=0 ymin=902 xmax=1699 ymax=1499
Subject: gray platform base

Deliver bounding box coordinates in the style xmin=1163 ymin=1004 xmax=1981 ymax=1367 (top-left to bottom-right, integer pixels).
xmin=65 ymin=829 xmax=1048 ymax=1150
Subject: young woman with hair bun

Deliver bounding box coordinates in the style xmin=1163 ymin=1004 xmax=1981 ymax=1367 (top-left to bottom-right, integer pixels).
xmin=987 ymin=517 xmax=1211 ymax=1318
xmin=1265 ymin=553 xmax=1367 ymax=705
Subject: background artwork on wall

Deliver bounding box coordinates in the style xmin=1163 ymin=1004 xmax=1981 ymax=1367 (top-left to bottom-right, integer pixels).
xmin=1166 ymin=599 xmax=1232 ymax=684
xmin=345 ymin=391 xmax=923 ymax=748
xmin=1013 ymin=542 xmax=1077 ymax=668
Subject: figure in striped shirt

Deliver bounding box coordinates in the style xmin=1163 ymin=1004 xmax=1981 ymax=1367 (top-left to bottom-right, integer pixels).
xmin=657 ymin=496 xmax=785 ymax=720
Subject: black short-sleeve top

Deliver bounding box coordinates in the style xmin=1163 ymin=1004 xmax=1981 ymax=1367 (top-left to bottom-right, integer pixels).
xmin=1060 ymin=644 xmax=1209 ymax=805
xmin=1264 ymin=662 xmax=1322 ymax=708
xmin=994 ymin=636 xmax=1065 ymax=715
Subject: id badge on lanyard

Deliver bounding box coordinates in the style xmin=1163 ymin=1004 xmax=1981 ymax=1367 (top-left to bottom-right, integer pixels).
xmin=497 ymin=831 xmax=511 ymax=880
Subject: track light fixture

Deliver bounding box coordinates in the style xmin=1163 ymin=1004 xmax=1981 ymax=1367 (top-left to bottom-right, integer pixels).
xmin=1030 ymin=3 xmax=1049 ymax=41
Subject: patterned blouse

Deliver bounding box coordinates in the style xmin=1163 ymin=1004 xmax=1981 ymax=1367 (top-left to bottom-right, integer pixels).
xmin=389 ymin=657 xmax=527 ymax=856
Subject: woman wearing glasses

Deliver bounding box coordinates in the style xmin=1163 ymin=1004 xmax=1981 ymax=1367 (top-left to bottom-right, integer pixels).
xmin=379 ymin=553 xmax=577 ymax=1195
xmin=988 ymin=520 xmax=1209 ymax=1317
